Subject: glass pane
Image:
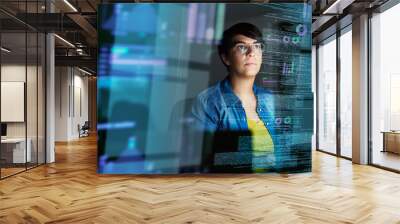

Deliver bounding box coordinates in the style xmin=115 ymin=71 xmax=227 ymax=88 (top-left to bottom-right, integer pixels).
xmin=97 ymin=3 xmax=314 ymax=174
xmin=1 ymin=31 xmax=27 ymax=177
xmin=371 ymin=4 xmax=400 ymax=171
xmin=26 ymin=0 xmax=39 ymax=169
xmin=27 ymin=31 xmax=38 ymax=169
xmin=317 ymin=36 xmax=337 ymax=154
xmin=340 ymin=28 xmax=352 ymax=158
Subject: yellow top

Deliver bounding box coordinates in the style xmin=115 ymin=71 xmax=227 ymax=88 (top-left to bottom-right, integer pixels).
xmin=246 ymin=117 xmax=275 ymax=172
xmin=247 ymin=118 xmax=274 ymax=152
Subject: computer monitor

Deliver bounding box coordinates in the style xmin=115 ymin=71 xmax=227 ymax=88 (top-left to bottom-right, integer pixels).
xmin=1 ymin=123 xmax=7 ymax=137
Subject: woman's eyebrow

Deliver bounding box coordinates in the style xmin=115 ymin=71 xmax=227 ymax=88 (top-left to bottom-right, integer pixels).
xmin=233 ymin=40 xmax=260 ymax=45
xmin=232 ymin=41 xmax=246 ymax=45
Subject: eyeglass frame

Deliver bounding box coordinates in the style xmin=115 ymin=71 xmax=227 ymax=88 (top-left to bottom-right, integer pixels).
xmin=231 ymin=41 xmax=265 ymax=55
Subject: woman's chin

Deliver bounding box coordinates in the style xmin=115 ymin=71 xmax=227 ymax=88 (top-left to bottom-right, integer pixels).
xmin=243 ymin=70 xmax=259 ymax=77
xmin=232 ymin=69 xmax=259 ymax=78
xmin=236 ymin=73 xmax=258 ymax=79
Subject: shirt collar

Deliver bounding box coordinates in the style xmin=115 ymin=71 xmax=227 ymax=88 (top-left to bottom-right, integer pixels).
xmin=219 ymin=76 xmax=261 ymax=107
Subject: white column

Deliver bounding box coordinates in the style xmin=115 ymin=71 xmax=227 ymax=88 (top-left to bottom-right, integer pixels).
xmin=46 ymin=33 xmax=55 ymax=163
xmin=352 ymin=14 xmax=369 ymax=164
xmin=45 ymin=1 xmax=55 ymax=163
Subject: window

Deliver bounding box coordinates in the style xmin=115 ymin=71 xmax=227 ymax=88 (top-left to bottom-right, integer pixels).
xmin=317 ymin=35 xmax=337 ymax=154
xmin=339 ymin=27 xmax=352 ymax=158
xmin=371 ymin=3 xmax=400 ymax=171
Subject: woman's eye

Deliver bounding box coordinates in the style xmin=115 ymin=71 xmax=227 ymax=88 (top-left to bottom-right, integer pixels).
xmin=238 ymin=45 xmax=247 ymax=51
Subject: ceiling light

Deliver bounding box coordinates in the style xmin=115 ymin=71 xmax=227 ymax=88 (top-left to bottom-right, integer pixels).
xmin=63 ymin=0 xmax=78 ymax=12
xmin=322 ymin=0 xmax=355 ymax=15
xmin=322 ymin=0 xmax=342 ymax=14
xmin=1 ymin=47 xmax=11 ymax=53
xmin=78 ymin=67 xmax=92 ymax=76
xmin=54 ymin=34 xmax=75 ymax=48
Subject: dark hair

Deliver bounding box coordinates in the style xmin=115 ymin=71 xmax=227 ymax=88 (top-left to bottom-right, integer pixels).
xmin=218 ymin=22 xmax=264 ymax=67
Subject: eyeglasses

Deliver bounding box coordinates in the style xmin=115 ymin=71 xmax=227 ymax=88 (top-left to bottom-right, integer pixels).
xmin=233 ymin=42 xmax=265 ymax=55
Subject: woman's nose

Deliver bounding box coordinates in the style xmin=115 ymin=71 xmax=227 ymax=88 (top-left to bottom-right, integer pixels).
xmin=247 ymin=47 xmax=255 ymax=56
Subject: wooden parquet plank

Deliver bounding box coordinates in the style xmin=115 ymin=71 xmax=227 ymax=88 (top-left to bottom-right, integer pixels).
xmin=1 ymin=135 xmax=400 ymax=223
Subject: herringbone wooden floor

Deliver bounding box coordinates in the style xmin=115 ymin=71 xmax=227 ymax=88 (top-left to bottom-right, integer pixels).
xmin=1 ymin=135 xmax=400 ymax=224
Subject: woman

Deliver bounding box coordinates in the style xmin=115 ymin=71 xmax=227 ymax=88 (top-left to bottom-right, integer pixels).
xmin=192 ymin=23 xmax=277 ymax=172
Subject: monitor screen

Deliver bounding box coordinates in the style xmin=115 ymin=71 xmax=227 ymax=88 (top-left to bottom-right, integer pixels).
xmin=1 ymin=123 xmax=7 ymax=137
xmin=97 ymin=3 xmax=313 ymax=174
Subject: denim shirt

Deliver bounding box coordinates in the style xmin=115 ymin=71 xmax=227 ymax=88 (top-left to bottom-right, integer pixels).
xmin=191 ymin=77 xmax=277 ymax=146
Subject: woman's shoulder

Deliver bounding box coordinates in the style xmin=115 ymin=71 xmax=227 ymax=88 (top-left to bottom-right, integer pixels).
xmin=195 ymin=81 xmax=224 ymax=105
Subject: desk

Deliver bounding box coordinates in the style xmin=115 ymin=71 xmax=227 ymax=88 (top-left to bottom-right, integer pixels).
xmin=381 ymin=131 xmax=400 ymax=154
xmin=1 ymin=138 xmax=31 ymax=163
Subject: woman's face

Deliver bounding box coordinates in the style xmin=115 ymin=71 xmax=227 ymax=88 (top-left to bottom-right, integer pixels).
xmin=222 ymin=34 xmax=263 ymax=78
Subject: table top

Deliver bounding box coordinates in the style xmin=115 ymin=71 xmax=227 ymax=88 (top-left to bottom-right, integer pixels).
xmin=1 ymin=138 xmax=29 ymax=143
xmin=381 ymin=131 xmax=400 ymax=134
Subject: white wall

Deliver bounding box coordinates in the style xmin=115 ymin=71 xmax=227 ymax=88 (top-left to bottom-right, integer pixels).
xmin=55 ymin=66 xmax=69 ymax=141
xmin=1 ymin=65 xmax=39 ymax=137
xmin=55 ymin=67 xmax=89 ymax=141
xmin=1 ymin=65 xmax=26 ymax=126
xmin=1 ymin=65 xmax=26 ymax=140
xmin=1 ymin=65 xmax=26 ymax=81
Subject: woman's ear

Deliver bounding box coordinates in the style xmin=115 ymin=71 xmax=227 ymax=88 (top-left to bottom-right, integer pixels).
xmin=221 ymin=54 xmax=230 ymax=66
